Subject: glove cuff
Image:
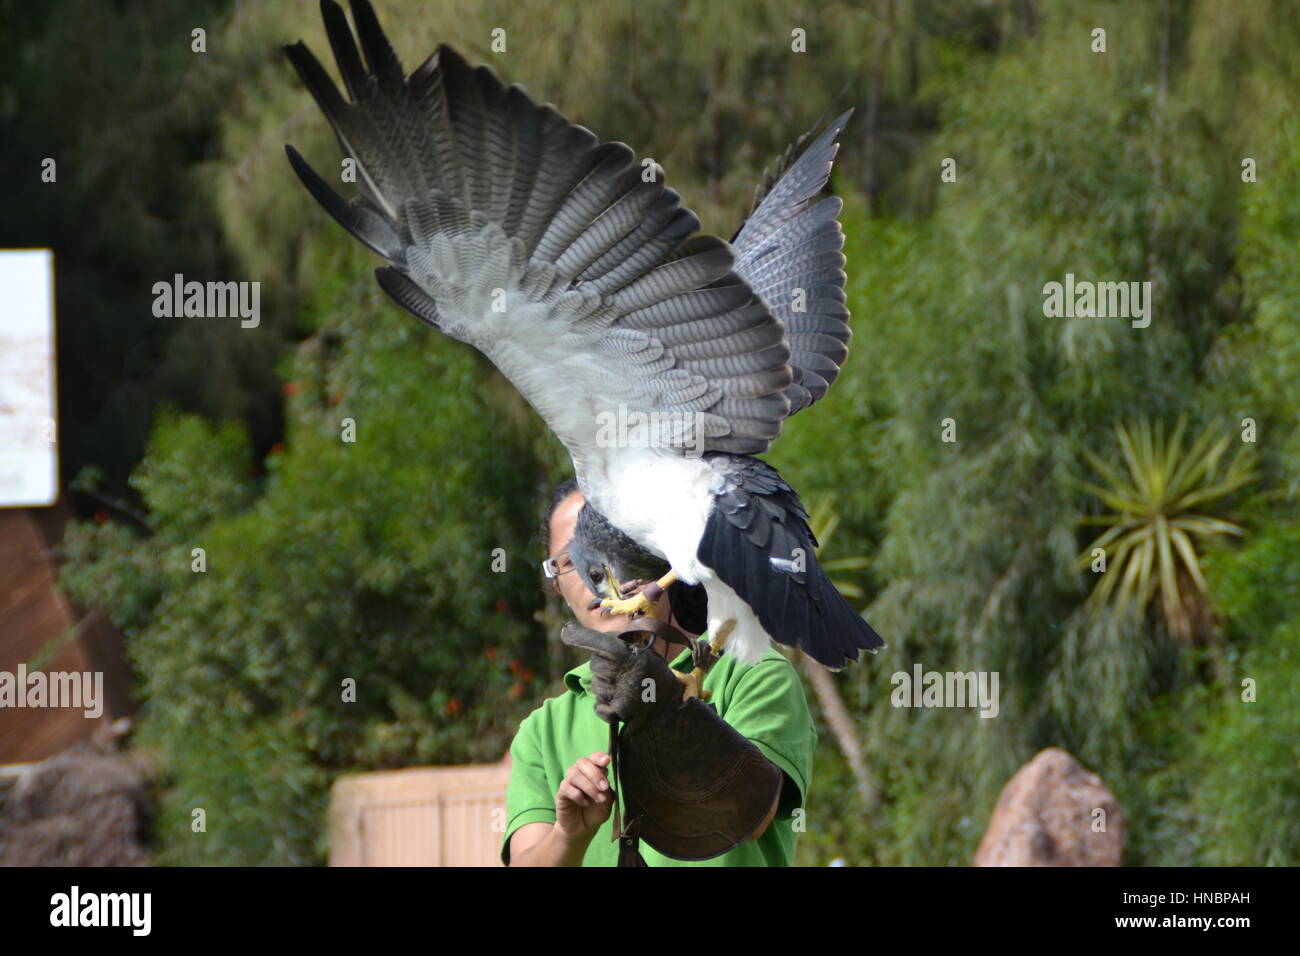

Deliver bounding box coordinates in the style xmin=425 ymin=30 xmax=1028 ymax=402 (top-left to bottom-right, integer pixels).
xmin=617 ymin=696 xmax=782 ymax=860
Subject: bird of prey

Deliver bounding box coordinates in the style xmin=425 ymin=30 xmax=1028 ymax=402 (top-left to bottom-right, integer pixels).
xmin=567 ymin=497 xmax=710 ymax=634
xmin=284 ymin=0 xmax=885 ymax=682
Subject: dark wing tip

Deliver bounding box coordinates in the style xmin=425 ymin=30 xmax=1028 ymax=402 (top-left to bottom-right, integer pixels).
xmin=375 ymin=267 xmax=442 ymax=329
xmin=348 ymin=0 xmax=403 ymax=85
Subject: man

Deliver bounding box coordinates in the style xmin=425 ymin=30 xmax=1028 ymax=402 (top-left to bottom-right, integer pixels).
xmin=501 ymin=478 xmax=818 ymax=866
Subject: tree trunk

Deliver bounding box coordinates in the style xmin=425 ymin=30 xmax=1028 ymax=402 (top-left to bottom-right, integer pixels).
xmin=801 ymin=653 xmax=879 ymax=810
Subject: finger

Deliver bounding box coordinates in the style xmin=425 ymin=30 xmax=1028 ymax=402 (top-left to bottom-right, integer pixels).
xmin=594 ymin=702 xmax=617 ymax=723
xmin=568 ymin=778 xmax=601 ymax=806
xmin=567 ymin=768 xmax=602 ymax=803
xmin=589 ymin=658 xmax=621 ymax=682
xmin=560 ymin=623 xmax=632 ymax=661
xmin=577 ymin=759 xmax=613 ymax=799
xmin=558 ymin=780 xmax=589 ymax=807
xmin=575 ymin=757 xmax=610 ymax=792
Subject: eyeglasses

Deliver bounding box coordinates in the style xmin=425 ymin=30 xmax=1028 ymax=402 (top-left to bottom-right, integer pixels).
xmin=541 ymin=551 xmax=575 ymax=580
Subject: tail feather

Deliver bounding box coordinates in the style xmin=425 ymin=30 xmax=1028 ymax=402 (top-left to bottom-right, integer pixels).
xmin=697 ymin=454 xmax=885 ymax=670
xmin=699 ymin=511 xmax=884 ymax=671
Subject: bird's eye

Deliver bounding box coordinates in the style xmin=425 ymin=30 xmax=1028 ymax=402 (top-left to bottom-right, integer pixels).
xmin=589 ymin=568 xmax=604 ymax=584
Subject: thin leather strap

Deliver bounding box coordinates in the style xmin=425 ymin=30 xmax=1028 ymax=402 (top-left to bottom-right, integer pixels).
xmin=608 ymin=620 xmax=675 ymax=868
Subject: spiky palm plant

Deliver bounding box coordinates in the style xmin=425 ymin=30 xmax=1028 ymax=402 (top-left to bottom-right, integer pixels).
xmin=1076 ymin=415 xmax=1257 ymax=642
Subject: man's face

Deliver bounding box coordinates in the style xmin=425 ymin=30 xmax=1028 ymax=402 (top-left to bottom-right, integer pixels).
xmin=547 ymin=490 xmax=667 ymax=632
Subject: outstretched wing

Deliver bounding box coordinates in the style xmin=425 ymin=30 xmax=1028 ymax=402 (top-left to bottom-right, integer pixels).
xmin=284 ymin=0 xmax=795 ymax=457
xmin=731 ymin=112 xmax=854 ymax=418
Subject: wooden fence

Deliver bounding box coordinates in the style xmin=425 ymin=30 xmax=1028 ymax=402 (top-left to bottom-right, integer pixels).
xmin=328 ymin=756 xmax=513 ymax=866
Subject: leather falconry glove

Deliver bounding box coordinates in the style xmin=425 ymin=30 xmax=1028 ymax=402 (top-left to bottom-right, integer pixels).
xmin=560 ymin=620 xmax=783 ymax=864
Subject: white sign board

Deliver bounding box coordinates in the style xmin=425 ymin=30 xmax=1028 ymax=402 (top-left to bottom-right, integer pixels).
xmin=0 ymin=249 xmax=58 ymax=507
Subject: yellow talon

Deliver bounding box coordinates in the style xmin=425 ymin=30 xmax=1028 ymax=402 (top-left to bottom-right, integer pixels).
xmin=710 ymin=619 xmax=735 ymax=655
xmin=599 ymin=589 xmax=657 ymax=618
xmin=673 ymin=667 xmax=711 ymax=702
xmin=599 ymin=568 xmax=712 ymax=702
xmin=599 ymin=569 xmax=678 ymax=619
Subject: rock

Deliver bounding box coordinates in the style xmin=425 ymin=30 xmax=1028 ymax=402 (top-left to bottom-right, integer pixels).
xmin=974 ymin=747 xmax=1123 ymax=866
xmin=0 ymin=738 xmax=152 ymax=866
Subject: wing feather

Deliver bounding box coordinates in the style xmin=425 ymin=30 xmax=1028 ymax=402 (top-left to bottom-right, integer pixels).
xmin=284 ymin=0 xmax=797 ymax=457
xmin=732 ymin=110 xmax=856 ymax=417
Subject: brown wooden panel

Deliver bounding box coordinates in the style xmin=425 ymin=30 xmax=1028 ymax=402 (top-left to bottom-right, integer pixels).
xmin=0 ymin=507 xmax=134 ymax=763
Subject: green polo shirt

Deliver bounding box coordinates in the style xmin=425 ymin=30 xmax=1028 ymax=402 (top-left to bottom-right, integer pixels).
xmin=501 ymin=640 xmax=817 ymax=866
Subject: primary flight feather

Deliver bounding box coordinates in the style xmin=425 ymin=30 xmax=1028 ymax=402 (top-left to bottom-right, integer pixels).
xmin=284 ymin=0 xmax=884 ymax=668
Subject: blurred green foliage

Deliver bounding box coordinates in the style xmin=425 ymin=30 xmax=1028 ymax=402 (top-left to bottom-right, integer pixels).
xmin=1190 ymin=518 xmax=1300 ymax=865
xmin=787 ymin=0 xmax=1299 ymax=866
xmin=30 ymin=0 xmax=1300 ymax=865
xmin=61 ymin=248 xmax=552 ymax=863
xmin=0 ymin=0 xmax=285 ymax=493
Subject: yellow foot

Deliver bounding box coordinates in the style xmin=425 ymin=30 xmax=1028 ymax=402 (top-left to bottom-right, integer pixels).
xmin=600 ymin=589 xmax=656 ymax=618
xmin=672 ymin=667 xmax=711 ymax=702
xmin=599 ymin=569 xmax=679 ymax=619
xmin=709 ymin=619 xmax=735 ymax=655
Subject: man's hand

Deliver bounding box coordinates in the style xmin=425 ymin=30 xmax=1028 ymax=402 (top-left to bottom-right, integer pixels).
xmin=560 ymin=621 xmax=686 ymax=731
xmin=555 ymin=751 xmax=614 ymax=839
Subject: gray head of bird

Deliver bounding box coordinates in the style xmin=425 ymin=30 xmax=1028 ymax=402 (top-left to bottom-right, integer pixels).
xmin=569 ymin=503 xmax=669 ymax=610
